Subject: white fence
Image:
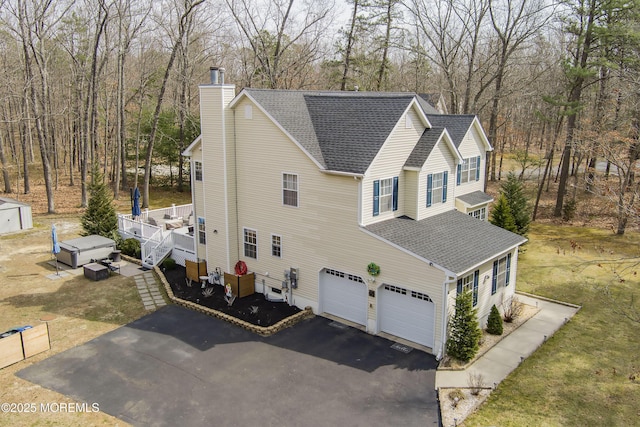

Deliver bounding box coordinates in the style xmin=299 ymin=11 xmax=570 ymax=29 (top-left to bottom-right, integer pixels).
xmin=118 ymin=203 xmax=195 ymax=268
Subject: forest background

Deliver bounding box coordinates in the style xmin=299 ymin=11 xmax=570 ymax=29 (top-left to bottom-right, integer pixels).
xmin=0 ymin=0 xmax=639 ymax=234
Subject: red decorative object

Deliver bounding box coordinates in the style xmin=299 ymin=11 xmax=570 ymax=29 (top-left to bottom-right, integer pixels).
xmin=234 ymin=260 xmax=247 ymax=276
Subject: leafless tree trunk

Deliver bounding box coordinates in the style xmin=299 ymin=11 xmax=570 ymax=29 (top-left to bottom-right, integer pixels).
xmin=0 ymin=133 xmax=11 ymax=193
xmin=12 ymin=0 xmax=67 ymax=213
xmin=487 ymin=0 xmax=551 ymax=181
xmin=142 ymin=0 xmax=205 ymax=208
xmin=408 ymin=0 xmax=469 ymax=113
xmin=80 ymin=0 xmax=109 ymax=206
xmin=459 ymin=0 xmax=489 ymax=114
xmin=225 ymin=0 xmax=333 ymax=89
xmin=114 ymin=0 xmax=149 ymax=199
xmin=374 ymin=0 xmax=397 ymax=91
xmin=19 ymin=96 xmax=30 ymax=194
xmin=341 ymin=0 xmax=365 ymax=91
xmin=555 ymin=0 xmax=596 ymax=217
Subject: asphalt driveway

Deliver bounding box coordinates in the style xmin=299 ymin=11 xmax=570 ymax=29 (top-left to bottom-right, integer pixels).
xmin=18 ymin=305 xmax=439 ymax=426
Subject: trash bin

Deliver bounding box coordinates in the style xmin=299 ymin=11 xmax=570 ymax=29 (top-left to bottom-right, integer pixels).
xmin=111 ymin=250 xmax=121 ymax=262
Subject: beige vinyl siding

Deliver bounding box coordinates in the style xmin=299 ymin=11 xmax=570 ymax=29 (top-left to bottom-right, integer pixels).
xmin=446 ymin=248 xmax=519 ymax=329
xmin=454 ymin=198 xmax=466 ymax=213
xmin=190 ymin=143 xmax=206 ymax=258
xmin=198 ymin=84 xmax=238 ymax=273
xmin=362 ymin=107 xmax=425 ymax=226
xmin=416 ymin=139 xmax=457 ymax=220
xmin=456 ymin=125 xmax=487 ymax=196
xmin=230 ymin=98 xmax=447 ymax=350
xmin=403 ymin=170 xmax=419 ymax=219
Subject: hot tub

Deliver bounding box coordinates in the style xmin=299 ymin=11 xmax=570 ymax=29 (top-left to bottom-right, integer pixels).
xmin=56 ymin=235 xmax=116 ymax=269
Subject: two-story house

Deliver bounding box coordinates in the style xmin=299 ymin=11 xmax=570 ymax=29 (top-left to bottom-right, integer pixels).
xmin=183 ymin=68 xmax=526 ymax=358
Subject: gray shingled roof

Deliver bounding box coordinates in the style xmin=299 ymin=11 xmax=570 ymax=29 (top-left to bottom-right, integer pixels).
xmin=245 ymin=89 xmax=326 ymax=167
xmin=305 ymin=94 xmax=413 ymax=173
xmin=366 ymin=211 xmax=526 ymax=275
xmin=404 ymin=127 xmax=446 ymax=168
xmin=243 ymin=89 xmax=480 ymax=174
xmin=457 ymin=191 xmax=493 ymax=207
xmin=416 ymin=94 xmax=440 ymax=114
xmin=425 ymin=114 xmax=476 ymax=148
xmin=245 ymin=89 xmax=420 ymax=174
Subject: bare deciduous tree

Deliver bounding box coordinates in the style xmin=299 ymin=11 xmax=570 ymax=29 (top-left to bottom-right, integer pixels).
xmin=225 ymin=0 xmax=334 ymax=89
xmin=141 ymin=0 xmax=205 ymax=208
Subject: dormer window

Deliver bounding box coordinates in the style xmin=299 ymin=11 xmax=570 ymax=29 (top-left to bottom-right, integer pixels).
xmin=373 ymin=177 xmax=398 ymax=216
xmin=427 ymin=171 xmax=448 ymax=206
xmin=457 ymin=156 xmax=481 ymax=185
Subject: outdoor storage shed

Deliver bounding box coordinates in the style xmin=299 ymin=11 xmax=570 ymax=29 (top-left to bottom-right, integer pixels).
xmin=56 ymin=235 xmax=116 ymax=269
xmin=0 ymin=197 xmax=33 ymax=235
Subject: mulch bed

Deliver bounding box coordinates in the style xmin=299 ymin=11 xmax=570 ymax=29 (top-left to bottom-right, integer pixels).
xmin=161 ymin=266 xmax=301 ymax=327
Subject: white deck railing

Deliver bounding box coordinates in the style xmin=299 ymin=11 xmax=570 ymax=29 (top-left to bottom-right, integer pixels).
xmin=120 ymin=203 xmax=192 ymax=221
xmin=118 ymin=216 xmax=162 ymax=240
xmin=118 ymin=203 xmax=194 ymax=268
xmin=141 ymin=228 xmax=173 ymax=268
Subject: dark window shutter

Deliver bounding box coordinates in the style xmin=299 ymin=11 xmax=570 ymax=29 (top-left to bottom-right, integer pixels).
xmin=392 ymin=176 xmax=399 ymax=211
xmin=475 ymin=156 xmax=481 ymax=181
xmin=426 ymin=174 xmax=433 ymax=207
xmin=492 ymin=260 xmax=498 ymax=295
xmin=457 ymin=164 xmax=462 ymax=185
xmin=373 ymin=180 xmax=380 ymax=216
xmin=442 ymin=171 xmax=448 ymax=202
xmin=457 ymin=279 xmax=462 ymax=294
xmin=473 ymin=270 xmax=479 ymax=306
xmin=505 ymin=253 xmax=512 ymax=286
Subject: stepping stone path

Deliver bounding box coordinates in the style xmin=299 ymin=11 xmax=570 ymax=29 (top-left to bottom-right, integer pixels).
xmin=134 ymin=271 xmax=167 ymax=310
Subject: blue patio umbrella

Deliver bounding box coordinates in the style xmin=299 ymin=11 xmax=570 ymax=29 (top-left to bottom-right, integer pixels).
xmin=132 ymin=187 xmax=141 ymax=218
xmin=52 ymin=224 xmax=61 ymax=275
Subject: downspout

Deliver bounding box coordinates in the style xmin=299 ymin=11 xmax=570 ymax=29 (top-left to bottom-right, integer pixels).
xmin=191 ymin=157 xmax=202 ymax=262
xmin=356 ymin=176 xmax=363 ymax=226
xmin=439 ymin=275 xmax=457 ymax=361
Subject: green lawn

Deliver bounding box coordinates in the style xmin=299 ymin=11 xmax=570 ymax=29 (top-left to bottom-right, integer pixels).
xmin=464 ymin=224 xmax=640 ymax=427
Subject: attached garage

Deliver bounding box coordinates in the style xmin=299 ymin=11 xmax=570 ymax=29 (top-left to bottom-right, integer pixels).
xmin=379 ymin=284 xmax=435 ymax=349
xmin=0 ymin=197 xmax=33 ymax=235
xmin=319 ymin=268 xmax=367 ymax=326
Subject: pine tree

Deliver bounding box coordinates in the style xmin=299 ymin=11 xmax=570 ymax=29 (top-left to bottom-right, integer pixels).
xmin=501 ymin=172 xmax=531 ymax=237
xmin=487 ymin=304 xmax=504 ymax=335
xmin=490 ymin=193 xmax=518 ymax=233
xmin=446 ymin=290 xmax=482 ymax=362
xmin=81 ymin=167 xmax=118 ymax=239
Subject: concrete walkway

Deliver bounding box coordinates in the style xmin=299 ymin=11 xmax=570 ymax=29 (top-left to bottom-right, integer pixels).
xmin=134 ymin=271 xmax=167 ymax=310
xmin=436 ymin=293 xmax=580 ymax=389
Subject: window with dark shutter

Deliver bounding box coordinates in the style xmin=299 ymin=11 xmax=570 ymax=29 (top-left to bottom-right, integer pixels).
xmin=373 ymin=180 xmax=380 ymax=216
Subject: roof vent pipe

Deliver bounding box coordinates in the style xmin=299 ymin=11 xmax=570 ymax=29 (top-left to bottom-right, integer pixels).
xmin=209 ymin=66 xmax=219 ymax=84
xmin=219 ymin=67 xmax=225 ymax=84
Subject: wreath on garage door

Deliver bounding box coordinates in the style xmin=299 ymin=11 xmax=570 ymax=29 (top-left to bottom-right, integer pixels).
xmin=367 ymin=262 xmax=380 ymax=277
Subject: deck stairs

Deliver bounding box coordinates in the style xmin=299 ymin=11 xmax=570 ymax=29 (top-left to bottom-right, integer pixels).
xmin=117 ymin=204 xmax=194 ymax=269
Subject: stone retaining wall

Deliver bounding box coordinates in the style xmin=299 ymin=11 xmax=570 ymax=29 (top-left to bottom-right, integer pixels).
xmin=119 ymin=255 xmax=314 ymax=336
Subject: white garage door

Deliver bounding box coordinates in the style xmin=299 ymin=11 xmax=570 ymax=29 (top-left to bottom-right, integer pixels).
xmin=320 ymin=268 xmax=367 ymax=326
xmin=380 ymin=284 xmax=435 ymax=348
